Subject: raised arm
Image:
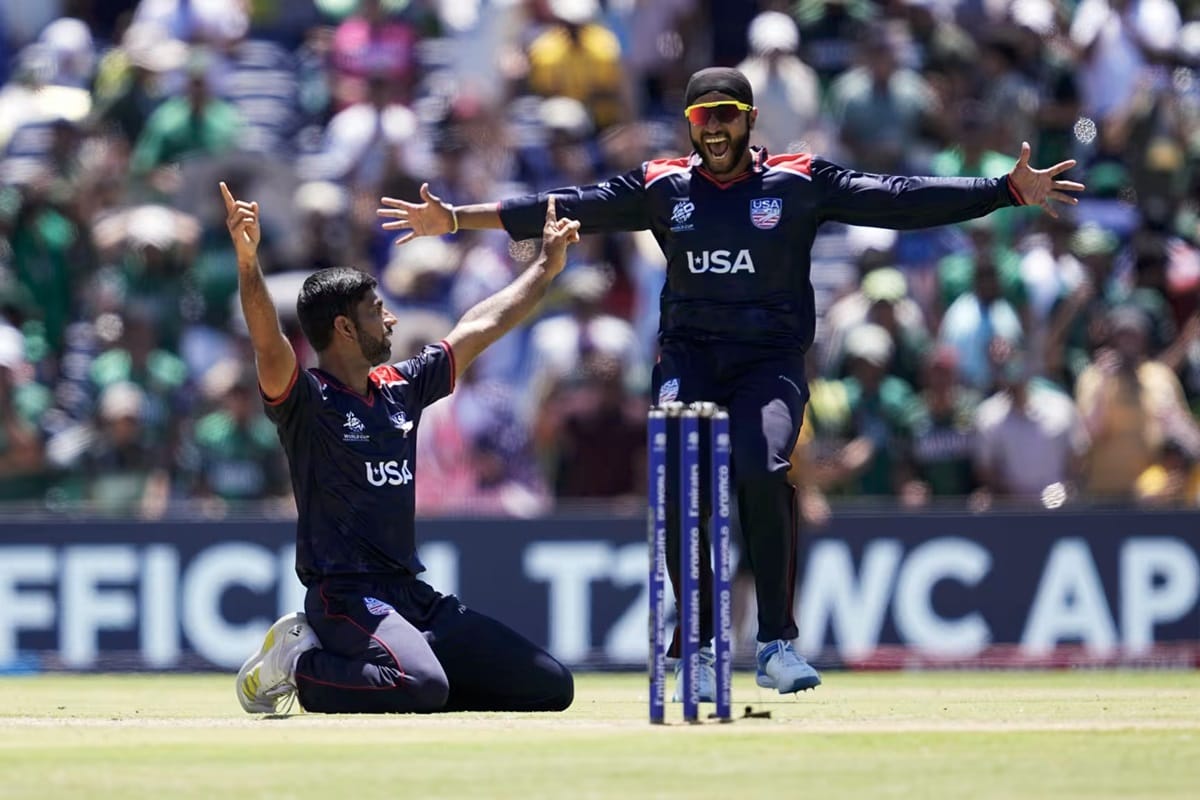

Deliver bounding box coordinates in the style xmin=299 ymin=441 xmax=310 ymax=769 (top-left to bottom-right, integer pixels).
xmin=220 ymin=182 xmax=297 ymax=399
xmin=443 ymin=197 xmax=580 ymax=380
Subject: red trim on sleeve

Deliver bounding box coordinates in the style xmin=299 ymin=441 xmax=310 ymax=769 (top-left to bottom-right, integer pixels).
xmin=764 ymin=152 xmax=813 ymax=176
xmin=369 ymin=364 xmax=406 ymax=387
xmin=440 ymin=339 xmax=456 ymax=394
xmin=261 ymin=363 xmax=300 ymax=406
xmin=1006 ymin=176 xmax=1028 ymax=206
xmin=643 ymin=156 xmax=692 ymax=187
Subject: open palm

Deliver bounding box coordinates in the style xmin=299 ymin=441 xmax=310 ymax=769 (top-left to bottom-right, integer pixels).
xmin=1007 ymin=142 xmax=1086 ymax=218
xmin=376 ymin=183 xmax=455 ymax=245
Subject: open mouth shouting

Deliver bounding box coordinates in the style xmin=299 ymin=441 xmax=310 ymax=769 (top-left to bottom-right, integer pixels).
xmin=704 ymin=135 xmax=731 ymax=162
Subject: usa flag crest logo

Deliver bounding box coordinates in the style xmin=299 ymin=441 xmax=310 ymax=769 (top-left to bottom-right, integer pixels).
xmin=389 ymin=411 xmax=413 ymax=435
xmin=364 ymin=597 xmax=395 ymax=616
xmin=658 ymin=378 xmax=679 ymax=405
xmin=750 ymin=197 xmax=782 ymax=230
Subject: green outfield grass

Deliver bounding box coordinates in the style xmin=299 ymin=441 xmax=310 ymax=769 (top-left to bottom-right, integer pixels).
xmin=1 ymin=671 xmax=1197 ymax=799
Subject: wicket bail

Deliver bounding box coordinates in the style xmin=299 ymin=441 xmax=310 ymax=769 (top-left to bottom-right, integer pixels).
xmin=647 ymin=401 xmax=733 ymax=724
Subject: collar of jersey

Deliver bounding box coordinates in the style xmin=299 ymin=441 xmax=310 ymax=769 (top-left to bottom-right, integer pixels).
xmin=692 ymin=146 xmax=766 ymax=189
xmin=312 ymin=367 xmax=376 ymax=406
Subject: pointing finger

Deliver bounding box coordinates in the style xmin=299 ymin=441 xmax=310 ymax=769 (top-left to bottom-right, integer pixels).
xmin=546 ymin=195 xmax=557 ymax=222
xmin=219 ymin=181 xmax=235 ymax=213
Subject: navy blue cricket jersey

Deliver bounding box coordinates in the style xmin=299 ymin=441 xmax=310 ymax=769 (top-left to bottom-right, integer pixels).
xmin=263 ymin=342 xmax=455 ymax=586
xmin=499 ymin=148 xmax=1022 ymax=352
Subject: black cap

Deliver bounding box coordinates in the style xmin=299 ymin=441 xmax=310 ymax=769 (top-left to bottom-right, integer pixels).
xmin=684 ymin=67 xmax=753 ymax=107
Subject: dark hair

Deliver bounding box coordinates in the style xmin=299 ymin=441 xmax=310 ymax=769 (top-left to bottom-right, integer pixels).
xmin=296 ymin=267 xmax=377 ymax=352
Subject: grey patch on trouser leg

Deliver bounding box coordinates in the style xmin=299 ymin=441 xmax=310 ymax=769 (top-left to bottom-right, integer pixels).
xmin=761 ymin=397 xmax=798 ymax=473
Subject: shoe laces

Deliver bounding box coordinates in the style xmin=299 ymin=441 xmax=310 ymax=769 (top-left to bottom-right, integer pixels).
xmin=774 ymin=640 xmax=807 ymax=667
xmin=273 ymin=690 xmax=299 ymax=716
xmin=759 ymin=639 xmax=807 ymax=668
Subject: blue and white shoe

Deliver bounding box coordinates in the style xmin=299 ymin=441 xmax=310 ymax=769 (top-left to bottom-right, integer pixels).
xmin=756 ymin=640 xmax=821 ymax=693
xmin=671 ymin=645 xmax=717 ymax=703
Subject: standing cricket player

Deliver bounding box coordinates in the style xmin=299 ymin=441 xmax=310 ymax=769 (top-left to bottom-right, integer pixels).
xmin=377 ymin=67 xmax=1084 ymax=699
xmin=227 ymin=183 xmax=579 ymax=714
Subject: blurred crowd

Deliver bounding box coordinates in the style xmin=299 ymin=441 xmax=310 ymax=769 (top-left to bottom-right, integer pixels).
xmin=2 ymin=0 xmax=1200 ymax=519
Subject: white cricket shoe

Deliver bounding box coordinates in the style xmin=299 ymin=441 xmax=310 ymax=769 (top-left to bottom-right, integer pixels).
xmin=671 ymin=645 xmax=717 ymax=703
xmin=236 ymin=612 xmax=320 ymax=713
xmin=756 ymin=639 xmax=821 ymax=693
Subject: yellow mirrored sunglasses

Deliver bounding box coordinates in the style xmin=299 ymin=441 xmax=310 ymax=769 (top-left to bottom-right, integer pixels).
xmin=684 ymin=101 xmax=753 ymax=125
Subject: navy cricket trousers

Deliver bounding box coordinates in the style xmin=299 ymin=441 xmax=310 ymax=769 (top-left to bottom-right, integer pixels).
xmin=295 ymin=576 xmax=574 ymax=714
xmin=652 ymin=343 xmax=806 ymax=651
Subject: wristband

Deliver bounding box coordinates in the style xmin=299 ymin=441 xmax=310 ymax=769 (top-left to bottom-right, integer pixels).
xmin=449 ymin=206 xmax=459 ymax=234
xmin=1007 ymin=176 xmax=1029 ymax=207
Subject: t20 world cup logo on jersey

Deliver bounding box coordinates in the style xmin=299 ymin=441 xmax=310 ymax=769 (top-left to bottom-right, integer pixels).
xmin=750 ymin=197 xmax=782 ymax=230
xmin=343 ymin=411 xmax=370 ymax=442
xmin=670 ymin=199 xmax=695 ymax=232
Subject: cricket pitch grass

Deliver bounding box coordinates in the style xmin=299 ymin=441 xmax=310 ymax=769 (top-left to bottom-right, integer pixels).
xmin=1 ymin=671 xmax=1197 ymax=799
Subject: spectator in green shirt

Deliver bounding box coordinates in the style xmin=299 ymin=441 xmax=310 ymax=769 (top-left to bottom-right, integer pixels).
xmin=1044 ymin=223 xmax=1124 ymax=390
xmin=89 ymin=308 xmax=190 ymax=444
xmin=130 ymin=62 xmax=240 ymax=185
xmin=930 ymin=103 xmax=1036 ymax=246
xmin=78 ymin=381 xmax=171 ymax=518
xmin=900 ymin=346 xmax=982 ymax=506
xmin=0 ymin=327 xmax=48 ymax=502
xmin=6 ymin=179 xmax=82 ymax=357
xmin=184 ymin=366 xmax=289 ymax=515
xmin=808 ymin=323 xmax=916 ymax=497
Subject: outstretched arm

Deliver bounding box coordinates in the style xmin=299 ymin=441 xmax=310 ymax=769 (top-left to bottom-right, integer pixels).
xmin=377 ymin=184 xmax=503 ymax=244
xmin=377 ymin=169 xmax=650 ymax=244
xmin=220 ymin=182 xmax=297 ymax=399
xmin=443 ymin=197 xmax=580 ymax=380
xmin=817 ymin=142 xmax=1085 ymax=228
